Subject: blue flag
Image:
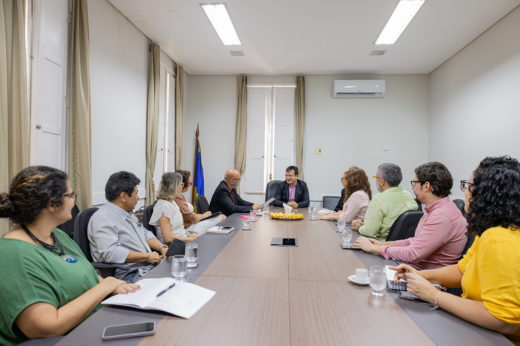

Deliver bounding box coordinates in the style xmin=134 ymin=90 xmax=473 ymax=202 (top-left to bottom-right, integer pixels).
xmin=192 ymin=131 xmax=204 ymax=212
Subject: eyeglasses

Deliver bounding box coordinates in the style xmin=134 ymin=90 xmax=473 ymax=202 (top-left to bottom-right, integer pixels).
xmin=410 ymin=180 xmax=423 ymax=188
xmin=232 ymin=178 xmax=241 ymax=182
xmin=340 ymin=177 xmax=346 ymax=181
xmin=460 ymin=180 xmax=473 ymax=192
xmin=64 ymin=191 xmax=77 ymax=201
xmin=373 ymin=176 xmax=381 ymax=181
xmin=285 ymin=174 xmax=295 ymax=178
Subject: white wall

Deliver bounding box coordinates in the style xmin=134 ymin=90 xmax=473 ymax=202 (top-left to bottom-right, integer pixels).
xmin=182 ymin=74 xmax=430 ymax=204
xmin=89 ymin=0 xmax=175 ymax=207
xmin=429 ymin=6 xmax=520 ymax=200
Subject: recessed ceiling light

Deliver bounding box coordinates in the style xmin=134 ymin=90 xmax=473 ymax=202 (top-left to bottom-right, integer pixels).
xmin=375 ymin=0 xmax=426 ymax=45
xmin=201 ymin=3 xmax=242 ymax=46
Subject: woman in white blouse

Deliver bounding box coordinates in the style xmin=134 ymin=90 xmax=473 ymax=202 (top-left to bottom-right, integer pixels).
xmin=149 ymin=172 xmax=200 ymax=244
xmin=318 ymin=166 xmax=372 ymax=223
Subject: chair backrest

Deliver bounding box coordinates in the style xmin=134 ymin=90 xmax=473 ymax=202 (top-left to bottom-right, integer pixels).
xmin=142 ymin=204 xmax=156 ymax=235
xmin=414 ymin=198 xmax=423 ymax=212
xmin=323 ymin=196 xmax=341 ymax=211
xmin=265 ymin=180 xmax=282 ymax=202
xmin=446 ymin=232 xmax=477 ymax=297
xmin=73 ymin=207 xmax=99 ymax=263
xmin=196 ymin=195 xmax=210 ymax=214
xmin=386 ymin=210 xmax=424 ymax=241
xmin=57 ymin=204 xmax=80 ymax=239
xmin=452 ymin=199 xmax=466 ymax=217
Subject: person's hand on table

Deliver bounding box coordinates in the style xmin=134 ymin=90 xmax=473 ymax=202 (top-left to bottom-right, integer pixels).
xmin=160 ymin=246 xmax=168 ymax=259
xmin=252 ymin=203 xmax=262 ymax=210
xmin=188 ymin=233 xmax=200 ymax=242
xmin=113 ymin=282 xmax=140 ymax=295
xmin=388 ymin=264 xmax=419 ymax=283
xmin=147 ymin=251 xmax=161 ymax=264
xmin=98 ymin=277 xmax=127 ymax=295
xmin=351 ymin=221 xmax=363 ymax=231
xmin=287 ymin=201 xmax=298 ymax=208
xmin=401 ymin=270 xmax=438 ymax=304
xmin=352 ymin=237 xmax=380 ymax=255
xmin=317 ymin=214 xmax=330 ymax=220
xmin=220 ymin=214 xmax=227 ymax=221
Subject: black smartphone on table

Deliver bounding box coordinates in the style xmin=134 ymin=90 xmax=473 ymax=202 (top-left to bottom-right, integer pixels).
xmin=102 ymin=321 xmax=156 ymax=340
xmin=398 ymin=291 xmax=423 ymax=301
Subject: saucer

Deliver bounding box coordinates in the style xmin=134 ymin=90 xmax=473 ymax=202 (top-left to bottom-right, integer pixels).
xmin=348 ymin=275 xmax=370 ymax=285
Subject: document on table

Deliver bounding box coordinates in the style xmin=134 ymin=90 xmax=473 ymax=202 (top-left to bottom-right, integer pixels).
xmin=385 ymin=265 xmax=407 ymax=290
xmin=206 ymin=226 xmax=234 ymax=234
xmin=102 ymin=278 xmax=216 ymax=319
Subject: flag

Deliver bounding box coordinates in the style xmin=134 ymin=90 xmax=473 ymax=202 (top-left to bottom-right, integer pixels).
xmin=192 ymin=125 xmax=204 ymax=213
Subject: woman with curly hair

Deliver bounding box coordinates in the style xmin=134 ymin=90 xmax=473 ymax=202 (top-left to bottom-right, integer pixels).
xmin=391 ymin=156 xmax=520 ymax=344
xmin=318 ymin=166 xmax=371 ymax=223
xmin=0 ymin=166 xmax=139 ymax=346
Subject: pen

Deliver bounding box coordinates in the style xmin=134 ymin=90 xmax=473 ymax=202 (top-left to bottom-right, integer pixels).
xmin=392 ymin=258 xmax=409 ymax=272
xmin=156 ymin=283 xmax=176 ymax=297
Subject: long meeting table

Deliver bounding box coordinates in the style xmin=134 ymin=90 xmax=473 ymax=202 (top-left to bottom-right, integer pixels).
xmin=25 ymin=208 xmax=512 ymax=346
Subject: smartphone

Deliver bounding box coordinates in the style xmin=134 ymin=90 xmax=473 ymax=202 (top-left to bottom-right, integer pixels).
xmin=398 ymin=291 xmax=424 ymax=301
xmin=102 ymin=321 xmax=156 ymax=340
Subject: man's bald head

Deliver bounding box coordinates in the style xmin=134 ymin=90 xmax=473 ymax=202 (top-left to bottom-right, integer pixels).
xmin=224 ymin=169 xmax=241 ymax=190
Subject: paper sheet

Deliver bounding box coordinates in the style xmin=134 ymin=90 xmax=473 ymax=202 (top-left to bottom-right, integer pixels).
xmin=283 ymin=203 xmax=292 ymax=216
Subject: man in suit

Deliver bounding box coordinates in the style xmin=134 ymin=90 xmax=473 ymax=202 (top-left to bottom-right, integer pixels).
xmin=209 ymin=169 xmax=262 ymax=216
xmin=273 ymin=166 xmax=310 ymax=208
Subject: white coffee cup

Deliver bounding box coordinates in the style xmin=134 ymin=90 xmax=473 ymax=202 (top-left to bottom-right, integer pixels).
xmin=355 ymin=268 xmax=368 ymax=281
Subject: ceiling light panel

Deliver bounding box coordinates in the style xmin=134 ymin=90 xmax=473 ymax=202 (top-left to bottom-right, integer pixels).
xmin=201 ymin=3 xmax=242 ymax=46
xmin=375 ymin=0 xmax=426 ymax=45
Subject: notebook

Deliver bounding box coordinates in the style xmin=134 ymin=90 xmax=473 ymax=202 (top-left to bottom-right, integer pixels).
xmin=102 ymin=278 xmax=216 ymax=319
xmin=206 ymin=226 xmax=234 ymax=234
xmin=385 ymin=265 xmax=407 ymax=290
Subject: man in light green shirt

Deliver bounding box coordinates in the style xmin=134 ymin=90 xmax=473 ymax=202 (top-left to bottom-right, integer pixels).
xmin=351 ymin=163 xmax=418 ymax=241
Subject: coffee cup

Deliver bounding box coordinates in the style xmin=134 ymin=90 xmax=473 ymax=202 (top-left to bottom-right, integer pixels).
xmin=355 ymin=268 xmax=368 ymax=281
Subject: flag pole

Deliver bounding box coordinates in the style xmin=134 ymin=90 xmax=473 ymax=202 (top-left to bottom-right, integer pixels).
xmin=192 ymin=124 xmax=199 ymax=206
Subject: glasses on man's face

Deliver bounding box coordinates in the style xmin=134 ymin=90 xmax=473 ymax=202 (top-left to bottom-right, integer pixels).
xmin=373 ymin=176 xmax=381 ymax=181
xmin=410 ymin=181 xmax=423 ymax=188
xmin=285 ymin=174 xmax=295 ymax=178
xmin=460 ymin=180 xmax=473 ymax=193
xmin=64 ymin=191 xmax=77 ymax=201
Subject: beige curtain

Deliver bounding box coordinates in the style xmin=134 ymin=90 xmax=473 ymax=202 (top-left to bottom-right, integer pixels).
xmin=0 ymin=0 xmax=29 ymax=235
xmin=145 ymin=43 xmax=161 ymax=205
xmin=295 ymin=76 xmax=306 ymax=181
xmin=234 ymin=76 xmax=247 ymax=194
xmin=68 ymin=0 xmax=92 ymax=211
xmin=175 ymin=65 xmax=184 ymax=170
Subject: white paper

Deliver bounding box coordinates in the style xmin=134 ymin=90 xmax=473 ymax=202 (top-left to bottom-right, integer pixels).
xmin=206 ymin=226 xmax=234 ymax=234
xmin=102 ymin=278 xmax=175 ymax=308
xmin=385 ymin=265 xmax=407 ymax=290
xmin=283 ymin=203 xmax=292 ymax=216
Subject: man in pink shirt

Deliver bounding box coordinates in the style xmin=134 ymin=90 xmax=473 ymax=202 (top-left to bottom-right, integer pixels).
xmin=353 ymin=162 xmax=468 ymax=270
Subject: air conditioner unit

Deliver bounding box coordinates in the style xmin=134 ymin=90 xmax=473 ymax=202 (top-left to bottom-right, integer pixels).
xmin=333 ymin=80 xmax=385 ymax=98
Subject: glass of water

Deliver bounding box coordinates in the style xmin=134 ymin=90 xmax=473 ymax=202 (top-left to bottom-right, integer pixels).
xmin=310 ymin=206 xmax=318 ymax=221
xmin=337 ymin=218 xmax=346 ymax=233
xmin=369 ymin=266 xmax=386 ymax=297
xmin=250 ymin=210 xmax=257 ymax=222
xmin=263 ymin=205 xmax=270 ymax=215
xmin=172 ymin=255 xmax=187 ymax=283
xmin=242 ymin=216 xmax=251 ymax=230
xmin=185 ymin=243 xmax=198 ymax=269
xmin=341 ymin=228 xmax=352 ymax=247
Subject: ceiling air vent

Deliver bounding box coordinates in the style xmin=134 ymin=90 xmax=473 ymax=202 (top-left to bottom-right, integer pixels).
xmin=230 ymin=51 xmax=244 ymax=56
xmin=369 ymin=50 xmax=386 ymax=56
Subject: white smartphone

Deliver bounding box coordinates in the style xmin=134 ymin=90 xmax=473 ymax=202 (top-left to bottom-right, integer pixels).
xmin=102 ymin=321 xmax=156 ymax=340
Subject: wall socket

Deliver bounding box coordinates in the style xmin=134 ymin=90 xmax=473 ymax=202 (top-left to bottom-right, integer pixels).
xmin=314 ymin=147 xmax=322 ymax=155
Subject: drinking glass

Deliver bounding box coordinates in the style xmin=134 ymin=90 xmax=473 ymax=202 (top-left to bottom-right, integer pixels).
xmin=185 ymin=243 xmax=199 ymax=269
xmin=341 ymin=229 xmax=352 ymax=247
xmin=263 ymin=205 xmax=270 ymax=215
xmin=369 ymin=266 xmax=386 ymax=297
xmin=337 ymin=218 xmax=346 ymax=233
xmin=308 ymin=205 xmax=312 ymax=214
xmin=310 ymin=206 xmax=317 ymax=221
xmin=172 ymin=255 xmax=187 ymax=283
xmin=250 ymin=210 xmax=257 ymax=222
xmin=242 ymin=217 xmax=251 ymax=230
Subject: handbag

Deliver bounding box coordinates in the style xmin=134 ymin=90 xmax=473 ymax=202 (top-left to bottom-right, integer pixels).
xmin=165 ymin=238 xmax=187 ymax=257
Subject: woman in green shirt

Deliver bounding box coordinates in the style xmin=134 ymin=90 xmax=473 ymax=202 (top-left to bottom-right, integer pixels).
xmin=0 ymin=166 xmax=140 ymax=345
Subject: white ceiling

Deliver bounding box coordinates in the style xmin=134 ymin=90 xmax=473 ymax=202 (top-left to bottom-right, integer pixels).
xmin=108 ymin=0 xmax=520 ymax=75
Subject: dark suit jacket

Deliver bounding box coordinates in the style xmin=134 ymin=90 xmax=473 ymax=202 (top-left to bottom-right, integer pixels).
xmin=334 ymin=188 xmax=346 ymax=211
xmin=273 ymin=180 xmax=310 ymax=208
xmin=209 ymin=180 xmax=254 ymax=216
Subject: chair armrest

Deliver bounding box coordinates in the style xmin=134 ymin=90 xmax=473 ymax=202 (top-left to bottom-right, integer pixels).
xmin=91 ymin=262 xmax=130 ymax=270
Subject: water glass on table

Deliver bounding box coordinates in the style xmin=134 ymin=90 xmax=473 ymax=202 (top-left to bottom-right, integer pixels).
xmin=310 ymin=206 xmax=318 ymax=221
xmin=341 ymin=228 xmax=352 ymax=247
xmin=337 ymin=218 xmax=346 ymax=233
xmin=250 ymin=210 xmax=257 ymax=222
xmin=172 ymin=255 xmax=188 ymax=283
xmin=263 ymin=205 xmax=270 ymax=216
xmin=242 ymin=216 xmax=251 ymax=230
xmin=369 ymin=266 xmax=386 ymax=297
xmin=185 ymin=243 xmax=199 ymax=269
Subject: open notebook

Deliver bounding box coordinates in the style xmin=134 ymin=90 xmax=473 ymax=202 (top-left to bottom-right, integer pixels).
xmin=385 ymin=265 xmax=407 ymax=290
xmin=102 ymin=278 xmax=216 ymax=319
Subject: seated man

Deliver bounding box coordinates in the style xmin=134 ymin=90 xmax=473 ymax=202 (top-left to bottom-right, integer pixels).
xmin=351 ymin=163 xmax=417 ymax=241
xmin=272 ymin=166 xmax=310 ymax=209
xmin=209 ymin=169 xmax=262 ymax=216
xmin=354 ymin=162 xmax=468 ymax=270
xmin=88 ymin=171 xmax=168 ymax=283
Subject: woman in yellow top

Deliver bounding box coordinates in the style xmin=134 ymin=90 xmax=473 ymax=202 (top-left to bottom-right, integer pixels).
xmin=392 ymin=156 xmax=520 ymax=345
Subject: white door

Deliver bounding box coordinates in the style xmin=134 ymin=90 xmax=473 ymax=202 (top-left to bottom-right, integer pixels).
xmin=273 ymin=87 xmax=295 ymax=180
xmin=166 ymin=72 xmax=175 ymax=172
xmin=153 ymin=67 xmax=167 ymax=191
xmin=33 ymin=0 xmax=69 ymax=170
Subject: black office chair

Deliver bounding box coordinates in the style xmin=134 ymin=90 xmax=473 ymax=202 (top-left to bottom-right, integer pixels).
xmin=195 ymin=195 xmax=210 ymax=214
xmin=452 ymin=199 xmax=466 ymax=217
xmin=323 ymin=196 xmax=341 ymax=211
xmin=142 ymin=203 xmax=156 ymax=235
xmin=446 ymin=232 xmax=477 ymax=296
xmin=414 ymin=198 xmax=423 ymax=212
xmin=57 ymin=204 xmax=80 ymax=239
xmin=74 ymin=207 xmax=129 ymax=278
xmin=386 ymin=210 xmax=424 ymax=242
xmin=265 ymin=180 xmax=282 ymax=203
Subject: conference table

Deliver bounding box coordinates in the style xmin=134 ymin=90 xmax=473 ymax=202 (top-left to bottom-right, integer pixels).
xmin=26 ymin=208 xmax=512 ymax=346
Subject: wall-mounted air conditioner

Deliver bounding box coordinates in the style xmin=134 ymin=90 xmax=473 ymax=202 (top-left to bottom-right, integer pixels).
xmin=333 ymin=80 xmax=386 ymax=98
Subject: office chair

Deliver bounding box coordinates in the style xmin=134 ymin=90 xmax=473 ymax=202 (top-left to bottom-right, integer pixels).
xmin=57 ymin=204 xmax=80 ymax=239
xmin=142 ymin=202 xmax=157 ymax=235
xmin=452 ymin=199 xmax=466 ymax=217
xmin=323 ymin=196 xmax=341 ymax=211
xmin=446 ymin=232 xmax=477 ymax=296
xmin=265 ymin=180 xmax=282 ymax=203
xmin=74 ymin=207 xmax=129 ymax=278
xmin=386 ymin=210 xmax=424 ymax=242
xmin=195 ymin=195 xmax=210 ymax=214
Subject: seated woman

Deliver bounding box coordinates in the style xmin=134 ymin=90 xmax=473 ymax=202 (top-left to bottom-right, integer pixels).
xmin=391 ymin=156 xmax=520 ymax=345
xmin=175 ymin=170 xmax=226 ymax=235
xmin=317 ymin=166 xmax=371 ymax=223
xmin=0 ymin=166 xmax=138 ymax=346
xmin=150 ymin=172 xmax=199 ymax=244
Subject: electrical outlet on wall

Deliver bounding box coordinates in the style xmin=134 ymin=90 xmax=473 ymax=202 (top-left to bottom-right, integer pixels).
xmin=314 ymin=147 xmax=322 ymax=155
